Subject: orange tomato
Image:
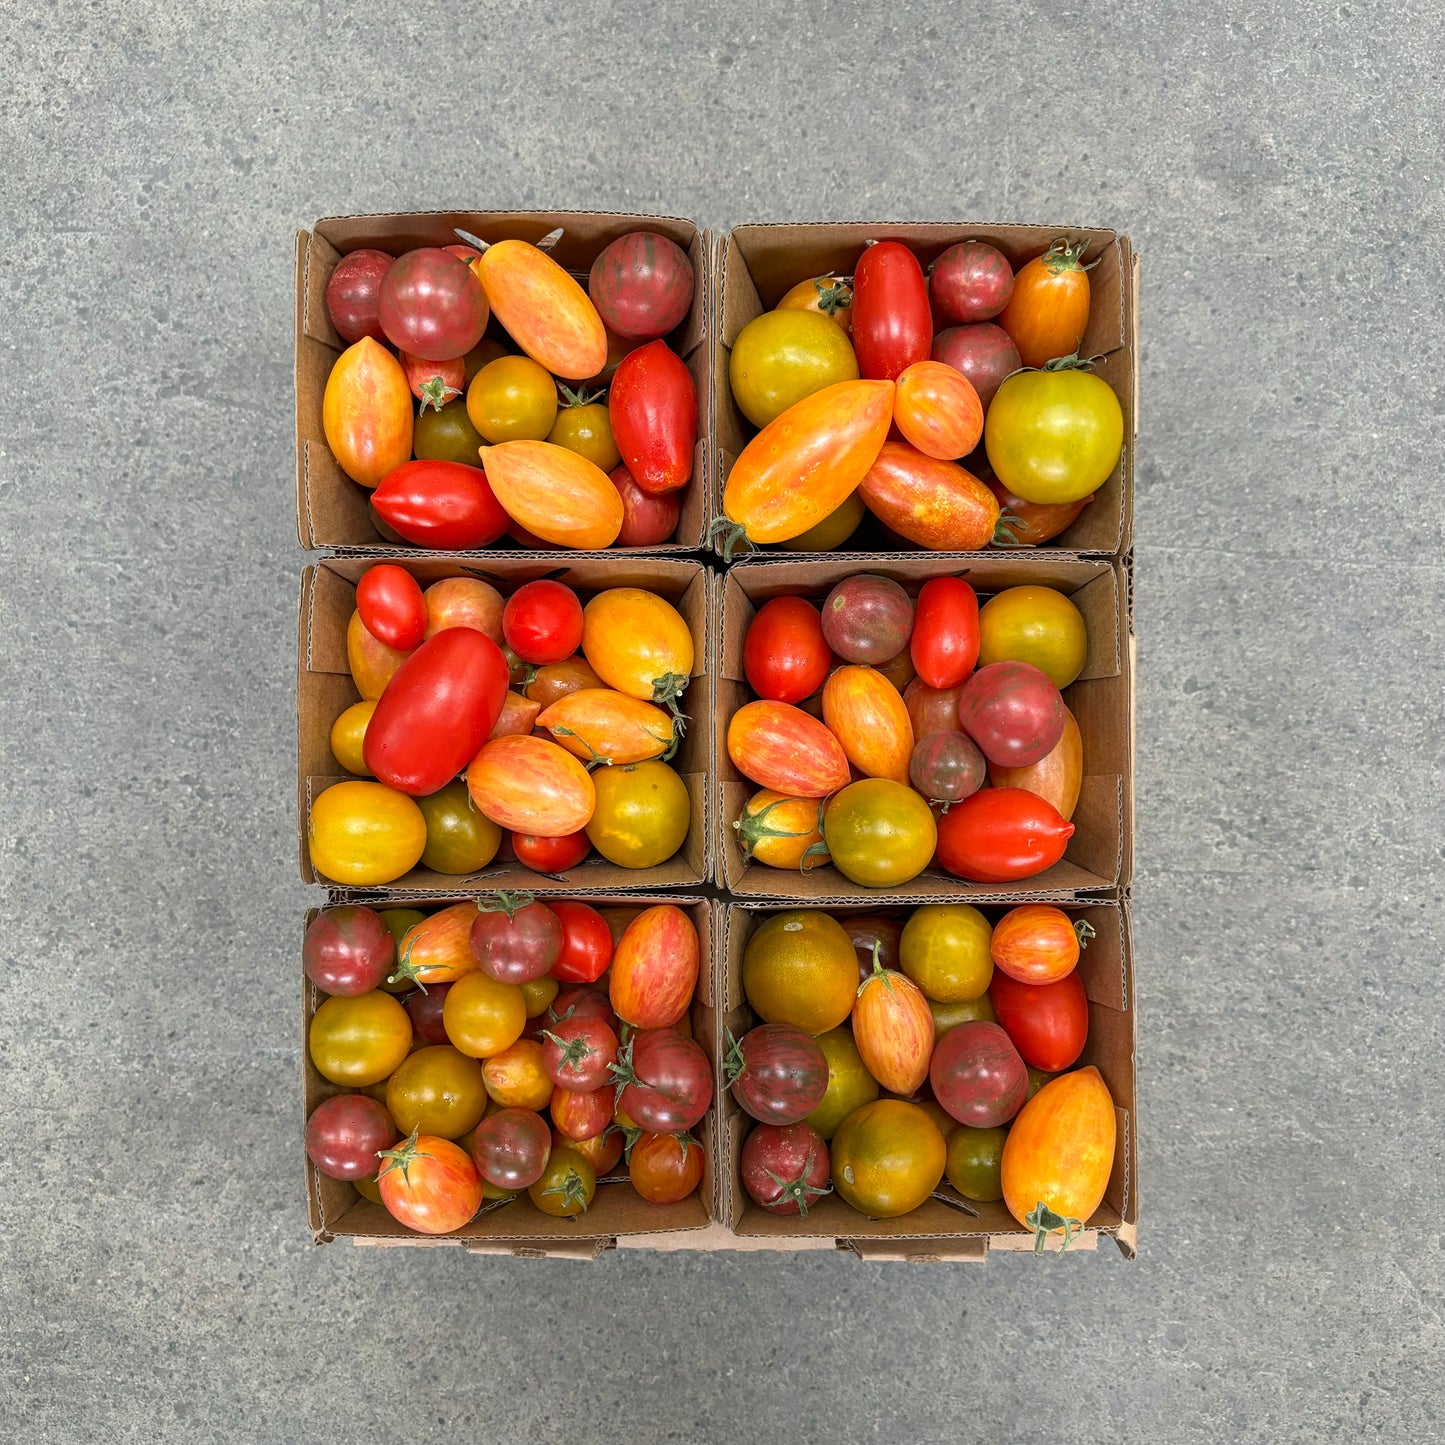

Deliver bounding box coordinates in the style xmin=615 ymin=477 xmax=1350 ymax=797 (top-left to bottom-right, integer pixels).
xmin=550 ymin=1085 xmax=613 ymax=1141
xmin=997 ymin=239 xmax=1093 ymax=369
xmin=422 ymin=577 xmax=503 ymax=643
xmin=988 ymin=706 xmax=1083 ymax=821
xmin=347 ymin=610 xmax=413 ymax=700
xmin=477 ymin=440 xmax=624 ymax=549
xmin=473 ymin=239 xmax=608 ymax=379
xmin=442 ymin=972 xmax=527 ymax=1058
xmin=777 ymin=274 xmax=853 ymax=333
xmin=558 ymin=1123 xmax=623 ymax=1176
xmin=858 ymin=440 xmax=1000 ymax=551
xmin=722 ymin=379 xmax=894 ymax=547
xmin=1001 ymin=1066 xmax=1116 ymax=1247
xmin=830 ymin=1099 xmax=945 ymax=1217
xmin=727 ymin=701 xmax=851 ymax=798
xmin=733 ymin=789 xmax=827 ymax=870
xmin=609 ymin=904 xmax=699 ymax=1029
xmin=821 ymin=665 xmax=914 ymax=784
xmin=536 ymin=689 xmax=676 ymax=765
xmin=581 ymin=590 xmax=694 ymax=707
xmin=466 ymin=734 xmax=596 ymax=836
xmin=395 ymin=903 xmax=480 ymax=986
xmin=852 ymin=956 xmax=935 ymax=1096
xmin=489 ymin=690 xmax=542 ymax=739
xmin=893 ymin=360 xmax=984 ymax=460
xmin=482 ymin=1039 xmax=554 ymax=1109
xmin=990 ymin=905 xmax=1089 ymax=985
xmin=323 ymin=337 xmax=414 ymax=487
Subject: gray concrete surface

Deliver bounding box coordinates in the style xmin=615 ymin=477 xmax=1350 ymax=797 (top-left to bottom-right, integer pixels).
xmin=2 ymin=1 xmax=1442 ymax=1440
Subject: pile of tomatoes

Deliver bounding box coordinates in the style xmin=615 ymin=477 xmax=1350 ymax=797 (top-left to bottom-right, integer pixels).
xmin=730 ymin=573 xmax=1086 ymax=888
xmin=304 ymin=898 xmax=713 ymax=1233
xmin=322 ymin=230 xmax=697 ymax=549
xmin=720 ymin=236 xmax=1123 ymax=554
xmin=309 ymin=569 xmax=695 ymax=886
xmin=733 ymin=903 xmax=1115 ymax=1246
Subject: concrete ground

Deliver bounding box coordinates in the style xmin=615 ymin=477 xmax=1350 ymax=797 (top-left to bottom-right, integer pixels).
xmin=2 ymin=2 xmax=1442 ymax=1440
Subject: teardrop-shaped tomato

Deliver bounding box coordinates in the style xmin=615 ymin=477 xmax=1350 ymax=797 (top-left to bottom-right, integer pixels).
xmin=934 ymin=787 xmax=1074 ymax=883
xmin=821 ymin=665 xmax=914 ymax=784
xmin=473 ymin=239 xmax=608 ymax=379
xmin=609 ymin=904 xmax=700 ymax=1029
xmin=536 ymin=689 xmax=676 ymax=765
xmin=727 ymin=701 xmax=851 ymax=798
xmin=852 ymin=954 xmax=935 ymax=1095
xmin=466 ymin=735 xmax=596 ymax=837
xmin=580 ymin=589 xmax=694 ymax=707
xmin=476 ymin=440 xmax=624 ymax=549
xmin=323 ymin=337 xmax=414 ymax=487
xmin=858 ymin=440 xmax=1000 ymax=551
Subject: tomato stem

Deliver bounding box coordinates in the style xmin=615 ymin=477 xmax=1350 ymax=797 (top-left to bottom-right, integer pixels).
xmin=708 ymin=516 xmax=751 ymax=563
xmin=650 ymin=672 xmax=690 ymax=717
xmin=558 ymin=383 xmax=607 ymax=408
xmin=856 ymin=943 xmax=895 ymax=998
xmin=723 ymin=1028 xmax=747 ymax=1086
xmin=990 ymin=511 xmax=1032 ymax=548
xmin=540 ymin=1028 xmax=597 ymax=1075
xmin=763 ymin=1148 xmax=832 ymax=1218
xmin=375 ymin=1126 xmax=431 ymax=1183
xmin=1040 ymin=351 xmax=1104 ymax=372
xmin=1074 ymin=919 xmax=1096 ymax=950
xmin=550 ymin=725 xmax=612 ymax=767
xmin=733 ymin=795 xmax=814 ymax=862
xmin=811 ymin=276 xmax=853 ymax=315
xmin=417 ymin=376 xmax=461 ymax=413
xmin=1024 ymin=1199 xmax=1084 ymax=1254
xmin=1040 ymin=237 xmax=1100 ymax=274
xmin=476 ymin=890 xmax=535 ymax=920
xmin=541 ymin=1165 xmax=591 ymax=1213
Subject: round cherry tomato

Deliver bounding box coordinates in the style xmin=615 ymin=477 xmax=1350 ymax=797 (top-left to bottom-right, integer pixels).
xmin=804 ymin=1028 xmax=880 ymax=1140
xmin=308 ymin=780 xmax=427 ymax=887
xmin=326 ymin=249 xmax=392 ymax=343
xmin=929 ymin=1021 xmax=1027 ymax=1128
xmin=467 ymin=355 xmax=559 ymax=444
xmin=742 ymin=909 xmax=858 ymax=1036
xmin=403 ymin=982 xmax=451 ymax=1045
xmin=589 ymin=231 xmax=694 ymax=341
xmin=482 ymin=1039 xmax=554 ymax=1109
xmin=909 ymin=729 xmax=985 ymax=804
xmin=519 ymin=975 xmax=558 ymax=1018
xmin=733 ymin=789 xmax=827 ymax=871
xmin=371 ymin=460 xmax=508 ymax=550
xmin=822 ymin=779 xmax=937 ymax=889
xmin=467 ymin=735 xmax=596 ymax=837
xmin=416 ymin=780 xmax=503 ymax=875
xmin=990 ymin=971 xmax=1089 ymax=1072
xmin=610 ymin=462 xmax=682 ymax=546
xmin=442 ymin=971 xmax=527 ymax=1058
xmin=525 ymin=655 xmax=604 ymax=707
xmin=512 ymin=829 xmax=591 ymax=874
xmin=831 ymin=1099 xmax=945 ymax=1217
xmin=422 ymin=577 xmax=502 ymax=644
xmin=540 ymin=1012 xmax=619 ymax=1091
xmin=548 ymin=391 xmax=621 ymax=471
xmin=376 ymin=1130 xmax=482 ymax=1234
xmin=935 ymin=787 xmax=1074 ymax=883
xmin=903 ymin=677 xmax=968 ymax=739
xmin=306 ymin=1094 xmax=397 ymax=1180
xmin=528 ymin=1146 xmax=596 ymax=1217
xmin=743 ymin=597 xmax=831 ymax=704
xmin=356 ymin=565 xmax=426 ymax=652
xmin=550 ymin=984 xmax=620 ymax=1038
xmin=413 ymin=398 xmax=489 ymax=466
xmin=741 ymin=1121 xmax=832 ymax=1215
xmin=839 ymin=915 xmax=903 ymax=979
xmin=613 ymin=1029 xmax=713 ymax=1133
xmin=550 ymin=900 xmax=614 ymax=984
xmin=378 ymin=248 xmax=488 ymax=361
xmin=929 ymin=241 xmax=1014 ymax=324
xmin=609 ymin=340 xmax=696 ymax=495
xmin=385 ymin=1045 xmax=489 ymax=1139
xmin=956 ymin=661 xmax=1066 ymax=768
xmin=329 ymin=699 xmax=376 ymax=776
xmin=470 ymin=897 xmax=564 ymax=985
xmin=727 ymin=1024 xmax=829 ymax=1125
xmin=470 ymin=1107 xmax=551 ymax=1190
xmin=991 ymin=904 xmax=1089 ymax=984
xmin=978 ymin=586 xmax=1088 ymax=690
xmin=303 ymin=905 xmax=395 ymax=997
xmin=945 ymin=1125 xmax=1006 ymax=1202
xmin=730 ymin=309 xmax=859 ymax=429
xmin=899 ymin=903 xmax=993 ymax=1002
xmin=820 ymin=573 xmax=912 ymax=664
xmin=997 ymin=238 xmax=1092 ymax=368
xmin=309 ymin=990 xmax=412 ymax=1086
xmin=931 ymin=323 xmax=1021 ymax=413
xmin=893 ymin=361 xmax=983 ymax=461
xmin=585 ymin=760 xmax=690 ymax=868
xmin=550 ymin=1085 xmax=613 ymax=1141
xmin=629 ymin=1132 xmax=704 ymax=1204
xmin=503 ymin=581 xmax=584 ymax=666
xmin=850 ymin=240 xmax=932 ymax=381
xmin=778 ymin=274 xmax=853 ymax=333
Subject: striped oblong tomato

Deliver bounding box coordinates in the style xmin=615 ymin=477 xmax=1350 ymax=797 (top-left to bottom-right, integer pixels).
xmin=721 ymin=379 xmax=894 ymax=549
xmin=537 ymin=689 xmax=675 ymax=766
xmin=476 ymin=441 xmax=624 ymax=550
xmin=858 ymin=440 xmax=1000 ymax=551
xmin=323 ymin=337 xmax=414 ymax=487
xmin=821 ymin=665 xmax=914 ymax=784
xmin=935 ymin=787 xmax=1074 ymax=883
xmin=852 ymin=952 xmax=935 ymax=1096
xmin=734 ymin=790 xmax=827 ymax=870
xmin=990 ymin=904 xmax=1090 ymax=985
xmin=472 ymin=239 xmax=608 ymax=380
xmin=608 ymin=340 xmax=696 ymax=495
xmin=997 ymin=238 xmax=1093 ymax=369
xmin=581 ymin=589 xmax=694 ymax=710
xmin=609 ymin=904 xmax=700 ymax=1029
xmin=393 ymin=903 xmax=481 ymax=987
xmin=989 ymin=706 xmax=1084 ymax=821
xmin=1001 ymin=1066 xmax=1116 ymax=1249
xmin=466 ymin=735 xmax=597 ymax=837
xmin=727 ymin=701 xmax=851 ymax=798
xmin=893 ymin=360 xmax=984 ymax=460
xmin=371 ymin=460 xmax=510 ymax=550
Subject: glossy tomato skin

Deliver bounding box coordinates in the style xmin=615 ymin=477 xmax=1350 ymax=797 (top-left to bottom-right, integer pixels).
xmin=929 ymin=241 xmax=1014 ymax=324
xmin=548 ymin=900 xmax=613 ymax=984
xmin=371 ymin=461 xmax=509 ymax=550
xmin=394 ymin=902 xmax=479 ymax=987
xmin=414 ymin=398 xmax=488 ymax=467
xmin=549 ymin=986 xmax=620 ymax=1038
xmin=324 ymin=338 xmax=414 ymax=488
xmin=851 ymin=241 xmax=932 ymax=381
xmin=909 ymin=730 xmax=986 ymax=805
xmin=417 ymin=780 xmax=502 ymax=875
xmin=585 ymin=760 xmax=690 ymax=868
xmin=529 ymin=1146 xmax=597 ymax=1217
xmin=610 ymin=905 xmax=699 ymax=1030
xmin=990 ymin=971 xmax=1089 ymax=1072
xmin=990 ymin=904 xmax=1085 ymax=984
xmin=609 ymin=463 xmax=681 ymax=546
xmin=741 ymin=1122 xmax=832 ymax=1215
xmin=441 ymin=972 xmax=527 ymax=1058
xmin=470 ymin=1107 xmax=552 ymax=1190
xmin=821 ymin=573 xmax=912 ymax=664
xmin=303 ymin=905 xmax=395 ymax=996
xmin=548 ymin=397 xmax=620 ymax=472
xmin=306 ymin=1094 xmax=398 ymax=1180
xmin=946 ymin=1125 xmax=1007 ymax=1202
xmin=609 ymin=340 xmax=696 ymax=495
xmin=727 ymin=1024 xmax=829 ymax=1125
xmin=727 ymin=700 xmax=850 ymax=798
xmin=466 ymin=355 xmax=557 ymax=443
xmin=893 ymin=361 xmax=983 ymax=461
xmin=467 ymin=735 xmax=596 ymax=837
xmin=997 ymin=239 xmax=1091 ymax=368
xmin=538 ymin=689 xmax=676 ymax=767
xmin=540 ymin=1012 xmax=619 ymax=1092
xmin=629 ymin=1132 xmax=704 ymax=1204
xmin=476 ymin=239 xmax=608 ymax=379
xmin=613 ymin=1029 xmax=713 ymax=1133
xmin=989 ymin=706 xmax=1083 ymax=821
xmin=502 ymin=581 xmax=584 ymax=666
xmin=589 ymin=231 xmax=694 ymax=341
xmin=734 ymin=790 xmax=827 ymax=870
xmin=778 ymin=274 xmax=853 ymax=331
xmin=385 ymin=1045 xmax=489 ymax=1139
xmin=377 ymin=1131 xmax=482 ymax=1234
xmin=903 ymin=678 xmax=968 ymax=739
xmin=403 ymin=982 xmax=452 ymax=1045
xmin=823 ymin=780 xmax=937 ymax=889
xmin=309 ymin=991 xmax=413 ymax=1087
xmin=743 ymin=597 xmax=831 ymax=704
xmin=822 ymin=665 xmax=914 ymax=784
xmin=910 ymin=577 xmax=980 ymax=689
xmin=478 ymin=440 xmax=625 ymax=550
xmin=956 ymin=660 xmax=1066 ymax=768
xmin=582 ymin=588 xmax=694 ymax=706
xmin=839 ymin=916 xmax=903 ymax=979
xmin=326 ymin=249 xmax=393 ymax=343
xmin=730 ymin=309 xmax=860 ymax=428
xmin=929 ymin=1020 xmax=1028 ymax=1127
xmin=308 ymin=780 xmax=427 ymax=887
xmin=858 ymin=441 xmax=1000 ymax=552
xmin=378 ymin=248 xmax=489 ymax=361
xmin=935 ymin=787 xmax=1074 ymax=883
xmin=551 ymin=1086 xmax=613 ymax=1142
xmin=853 ymin=959 xmax=935 ymax=1095
xmin=931 ymin=324 xmax=1021 ymax=413
xmin=356 ymin=565 xmax=426 ymax=651
xmin=470 ymin=898 xmax=564 ymax=985
xmin=512 ymin=829 xmax=591 ymax=875
xmin=400 ymin=351 xmax=465 ymax=410
xmin=831 ymin=1099 xmax=945 ymax=1217
xmin=363 ymin=628 xmax=510 ymax=796
xmin=525 ymin=655 xmax=604 ymax=707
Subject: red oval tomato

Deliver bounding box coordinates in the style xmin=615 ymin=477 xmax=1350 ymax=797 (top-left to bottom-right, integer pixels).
xmin=609 ymin=905 xmax=699 ymax=1030
xmin=989 ymin=971 xmax=1089 ymax=1071
xmin=858 ymin=440 xmax=1000 ymax=551
xmin=608 ymin=340 xmax=696 ymax=495
xmin=956 ymin=660 xmax=1066 ymax=768
xmin=549 ymin=900 xmax=614 ymax=984
xmin=727 ymin=1024 xmax=829 ymax=1125
xmin=743 ymin=597 xmax=831 ymax=704
xmin=727 ymin=700 xmax=851 ymax=798
xmin=629 ymin=1131 xmax=704 ymax=1204
xmin=910 ymin=577 xmax=979 ymax=689
xmin=511 ymin=829 xmax=591 ymax=874
xmin=610 ymin=463 xmax=681 ymax=546
xmin=502 ymin=580 xmax=584 ymax=666
xmin=850 ymin=240 xmax=932 ymax=381
xmin=931 ymin=323 xmax=1022 ymax=413
xmin=893 ymin=361 xmax=983 ymax=461
xmin=740 ymin=1122 xmax=832 ymax=1216
xmin=371 ymin=461 xmax=509 ymax=550
xmin=378 ymin=248 xmax=489 ymax=361
xmin=540 ymin=1011 xmax=619 ymax=1091
xmin=362 ymin=628 xmax=510 ymax=796
xmin=305 ymin=1094 xmax=397 ymax=1180
xmin=612 ymin=1029 xmax=713 ymax=1133
xmin=934 ymin=788 xmax=1075 ymax=883
xmin=326 ymin=249 xmax=392 ymax=343
xmin=376 ymin=1130 xmax=482 ymax=1234
xmin=356 ymin=565 xmax=427 ymax=651
xmin=588 ymin=231 xmax=694 ymax=341
xmin=929 ymin=241 xmax=1014 ymax=324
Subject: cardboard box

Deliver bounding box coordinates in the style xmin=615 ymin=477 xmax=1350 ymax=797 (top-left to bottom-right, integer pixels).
xmin=716 ymin=898 xmax=1137 ymax=1260
xmin=299 ymin=556 xmax=713 ymax=892
xmin=296 ymin=211 xmax=712 ymax=552
xmin=716 ymin=553 xmax=1134 ymax=901
xmin=712 ymin=223 xmax=1138 ymax=555
xmin=304 ymin=894 xmax=721 ymax=1255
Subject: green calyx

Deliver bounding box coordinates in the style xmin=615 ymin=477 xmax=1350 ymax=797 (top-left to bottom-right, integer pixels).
xmin=375 ymin=1126 xmax=430 ymax=1182
xmin=856 ymin=942 xmax=895 ymax=999
xmin=1040 ymin=351 xmax=1104 ymax=373
xmin=812 ymin=276 xmax=853 ymax=315
xmin=549 ymin=725 xmax=612 ymax=767
xmin=764 ymin=1148 xmax=832 ymax=1218
xmin=733 ymin=795 xmax=815 ymax=862
xmin=708 ymin=516 xmax=751 ymax=564
xmin=1040 ymin=237 xmax=1099 ymax=275
xmin=1024 ymin=1199 xmax=1084 ymax=1255
xmin=650 ymin=672 xmax=690 ymax=718
xmin=540 ymin=1028 xmax=595 ymax=1075
xmin=386 ymin=938 xmax=430 ymax=990
xmin=417 ymin=376 xmax=461 ymax=413
xmin=723 ymin=1028 xmax=747 ymax=1087
xmin=558 ymin=383 xmax=606 ymax=408
xmin=990 ymin=511 xmax=1032 ymax=548
xmin=541 ymin=1166 xmax=592 ymax=1213
xmin=476 ymin=890 xmax=535 ymax=920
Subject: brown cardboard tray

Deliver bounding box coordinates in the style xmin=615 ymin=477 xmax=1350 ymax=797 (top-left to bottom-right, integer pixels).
xmin=299 ymin=556 xmax=713 ymax=892
xmin=296 ymin=210 xmax=712 ymax=553
xmin=716 ymin=898 xmax=1137 ymax=1261
xmin=712 ymin=222 xmax=1138 ymax=556
xmin=305 ymin=894 xmax=721 ymax=1256
xmin=716 ymin=553 xmax=1134 ymax=901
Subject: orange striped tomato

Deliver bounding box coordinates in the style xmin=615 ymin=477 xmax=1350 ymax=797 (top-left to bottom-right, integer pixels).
xmin=477 ymin=440 xmax=624 ymax=549
xmin=466 ymin=735 xmax=596 ymax=836
xmin=609 ymin=904 xmax=699 ymax=1029
xmin=536 ymin=689 xmax=675 ymax=765
xmin=473 ymin=239 xmax=608 ymax=379
xmin=394 ymin=903 xmax=481 ymax=986
xmin=821 ymin=665 xmax=914 ymax=784
xmin=733 ymin=790 xmax=827 ymax=870
xmin=893 ymin=360 xmax=984 ymax=460
xmin=852 ymin=955 xmax=935 ymax=1096
xmin=858 ymin=440 xmax=1000 ymax=551
xmin=727 ymin=701 xmax=850 ymax=798
xmin=323 ymin=337 xmax=414 ymax=487
xmin=997 ymin=239 xmax=1093 ymax=369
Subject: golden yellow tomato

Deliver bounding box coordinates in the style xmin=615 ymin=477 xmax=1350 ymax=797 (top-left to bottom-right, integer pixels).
xmin=977 ymin=586 xmax=1088 ymax=689
xmin=547 ymin=395 xmax=621 ymax=471
xmin=585 ymin=760 xmax=690 ymax=868
xmin=804 ymin=1027 xmax=880 ymax=1139
xmin=774 ymin=489 xmax=865 ymax=551
xmin=466 ymin=355 xmax=559 ymax=443
xmin=329 ymin=699 xmax=376 ymax=775
xmin=899 ymin=904 xmax=994 ymax=1002
xmin=308 ymin=780 xmax=427 ymax=886
xmin=730 ymin=309 xmax=859 ymax=428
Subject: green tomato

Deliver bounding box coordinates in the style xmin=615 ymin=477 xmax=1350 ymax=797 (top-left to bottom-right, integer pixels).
xmin=822 ymin=780 xmax=936 ymax=889
xmin=416 ymin=780 xmax=502 ymax=875
xmin=729 ymin=309 xmax=859 ymax=428
xmin=414 ymin=399 xmax=486 ymax=465
xmin=945 ymin=1125 xmax=1006 ymax=1202
xmin=804 ymin=1026 xmax=880 ymax=1140
xmin=984 ymin=366 xmax=1123 ymax=504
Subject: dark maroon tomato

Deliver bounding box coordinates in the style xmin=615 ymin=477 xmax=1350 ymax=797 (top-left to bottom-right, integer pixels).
xmin=549 ymin=900 xmax=614 ymax=984
xmin=404 ymin=982 xmax=452 ymax=1045
xmin=727 ymin=1024 xmax=829 ymax=1125
xmin=470 ymin=1106 xmax=552 ymax=1190
xmin=549 ymin=986 xmax=620 ymax=1039
xmin=909 ymin=730 xmax=986 ymax=804
xmin=931 ymin=324 xmax=1021 ymax=413
xmin=929 ymin=1020 xmax=1028 ymax=1127
xmin=740 ymin=1122 xmax=832 ymax=1216
xmin=839 ymin=915 xmax=904 ymax=982
xmin=743 ymin=597 xmax=832 ymax=704
xmin=851 ymin=240 xmax=932 ymax=381
xmin=540 ymin=1013 xmax=619 ymax=1091
xmin=326 ymin=249 xmax=393 ymax=344
xmin=378 ymin=248 xmax=489 ymax=362
xmin=502 ymin=580 xmax=584 ymax=666
xmin=588 ymin=231 xmax=695 ymax=341
xmin=305 ymin=1094 xmax=397 ymax=1180
xmin=910 ymin=577 xmax=979 ymax=690
xmin=612 ymin=1029 xmax=713 ymax=1133
xmin=371 ymin=460 xmax=510 ymax=551
xmin=511 ymin=830 xmax=591 ymax=875
xmin=956 ymin=661 xmax=1066 ymax=768
xmin=470 ymin=896 xmax=564 ymax=984
xmin=929 ymin=242 xmax=1014 ymax=325
xmin=356 ymin=564 xmax=427 ymax=651
xmin=303 ymin=905 xmax=395 ymax=997
xmin=820 ymin=574 xmax=913 ymax=664
xmin=610 ymin=463 xmax=681 ymax=546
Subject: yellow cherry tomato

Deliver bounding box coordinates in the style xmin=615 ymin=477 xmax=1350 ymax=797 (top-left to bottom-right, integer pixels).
xmin=442 ymin=972 xmax=527 ymax=1059
xmin=466 ymin=355 xmax=559 ymax=443
xmin=585 ymin=760 xmax=690 ymax=868
xmin=774 ymin=489 xmax=865 ymax=551
xmin=899 ymin=904 xmax=994 ymax=1002
xmin=730 ymin=309 xmax=860 ymax=428
xmin=308 ymin=780 xmax=427 ymax=886
xmin=329 ymin=699 xmax=377 ymax=775
xmin=309 ymin=990 xmax=412 ymax=1086
xmin=547 ymin=390 xmax=621 ymax=471
xmin=977 ymin=586 xmax=1088 ymax=689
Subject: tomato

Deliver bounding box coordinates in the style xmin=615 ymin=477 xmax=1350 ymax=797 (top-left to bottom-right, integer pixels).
xmin=304 ymin=905 xmax=394 ymax=997
xmin=501 ymin=580 xmax=583 ymax=666
xmin=831 ymin=1099 xmax=945 ymax=1217
xmin=931 ymin=324 xmax=1021 ymax=416
xmin=853 ymin=953 xmax=934 ymax=1095
xmin=463 ymin=336 xmax=508 ymax=382
xmin=1001 ymin=1067 xmax=1115 ymax=1247
xmin=720 ymin=379 xmax=894 ymax=550
xmin=512 ymin=829 xmax=592 ymax=874
xmin=730 ymin=310 xmax=859 ymax=429
xmin=377 ymin=248 xmax=488 ymax=361
xmin=609 ymin=340 xmax=696 ymax=495
xmin=821 ymin=665 xmax=913 ymax=784
xmin=466 ymin=355 xmax=558 ymax=443
xmin=820 ymin=573 xmax=912 ymax=664
xmin=893 ymin=361 xmax=983 ymax=461
xmin=346 ymin=611 xmax=412 ymax=701
xmin=741 ymin=909 xmax=856 ymax=1035
xmin=929 ymin=241 xmax=1014 ymax=324
xmin=989 ymin=706 xmax=1083 ymax=821
xmin=324 ymin=338 xmax=414 ymax=488
xmin=309 ymin=990 xmax=412 ymax=1086
xmin=990 ymin=971 xmax=1089 ymax=1072
xmin=907 ymin=731 xmax=983 ymax=805
xmin=739 ymin=1121 xmax=832 ymax=1216
xmin=560 ymin=1124 xmax=623 ymax=1177
xmin=628 ymin=1132 xmax=704 ymax=1204
xmin=413 ymin=398 xmax=489 ymax=467
xmin=392 ymin=903 xmax=478 ymax=987
xmin=477 ymin=439 xmax=624 ymax=549
xmin=363 ymin=628 xmax=510 ymax=796
xmin=551 ymin=1085 xmax=613 ymax=1141
xmin=609 ymin=904 xmax=699 ymax=1029
xmin=519 ymin=975 xmax=559 ymax=1019
xmin=328 ymin=698 xmax=376 ymax=776
xmin=308 ymin=780 xmax=427 ymax=886
xmin=1027 ymin=1065 xmax=1056 ymax=1101
xmin=545 ymin=901 xmax=613 ymax=984
xmin=467 ymin=735 xmax=596 ymax=836
xmin=743 ymin=597 xmax=831 ymax=705
xmin=549 ymin=986 xmax=620 ymax=1037
xmin=423 ymin=576 xmax=504 ymax=643
xmin=612 ymin=1029 xmax=712 ymax=1133
xmin=443 ymin=971 xmax=527 ymax=1058
xmin=470 ymin=1107 xmax=551 ymax=1190
xmin=945 ymin=1125 xmax=1006 ymax=1202
xmin=525 ymin=655 xmax=605 ymax=707
xmin=804 ymin=1027 xmax=879 ymax=1139
xmin=929 ymin=993 xmax=996 ymax=1037
xmin=379 ymin=909 xmax=425 ymax=986
xmin=377 ymin=1129 xmax=482 ymax=1234
xmin=733 ymin=790 xmax=827 ymax=870
xmin=488 ymin=690 xmax=541 ymax=740
xmin=585 ymin=760 xmax=690 ymax=868
xmin=978 ymin=586 xmax=1088 ymax=689
xmin=326 ymin=249 xmax=392 ymax=343
xmin=929 ymin=1021 xmax=1027 ymax=1128
xmin=727 ymin=1024 xmax=829 ymax=1125
xmin=540 ymin=1009 xmax=619 ymax=1091
xmin=466 ymin=895 xmax=561 ymax=985
xmin=581 ymin=589 xmax=694 ymax=708
xmin=482 ymin=1039 xmax=553 ymax=1109
xmin=356 ymin=565 xmax=426 ymax=651
xmin=778 ymin=274 xmax=853 ymax=332
xmin=858 ymin=440 xmax=999 ymax=551
xmin=404 ymin=983 xmax=452 ymax=1045
xmin=984 ymin=363 xmax=1123 ymax=505
xmin=589 ymin=231 xmax=694 ymax=341
xmin=839 ymin=916 xmax=903 ymax=979
xmin=899 ymin=903 xmax=993 ymax=1002
xmin=474 ymin=239 xmax=606 ymax=377
xmin=548 ymin=390 xmax=620 ymax=471
xmin=987 ymin=478 xmax=1093 ymax=547
xmin=305 ymin=1093 xmax=397 ymax=1181
xmin=537 ymin=689 xmax=676 ymax=766
xmin=609 ymin=463 xmax=681 ymax=546
xmin=528 ymin=1145 xmax=597 ymax=1217
xmin=991 ymin=905 xmax=1089 ymax=985
xmin=997 ymin=238 xmax=1092 ymax=368
xmin=385 ymin=1045 xmax=488 ymax=1139
xmin=400 ymin=350 xmax=466 ymax=411
xmin=776 ymin=489 xmax=865 ymax=550
xmin=936 ymin=787 xmax=1074 ymax=883
xmin=850 ymin=240 xmax=932 ymax=381
xmin=903 ymin=678 xmax=967 ymax=739
xmin=822 ymin=780 xmax=937 ymax=889
xmin=727 ymin=701 xmax=850 ymax=798
xmin=957 ymin=660 xmax=1065 ymax=769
